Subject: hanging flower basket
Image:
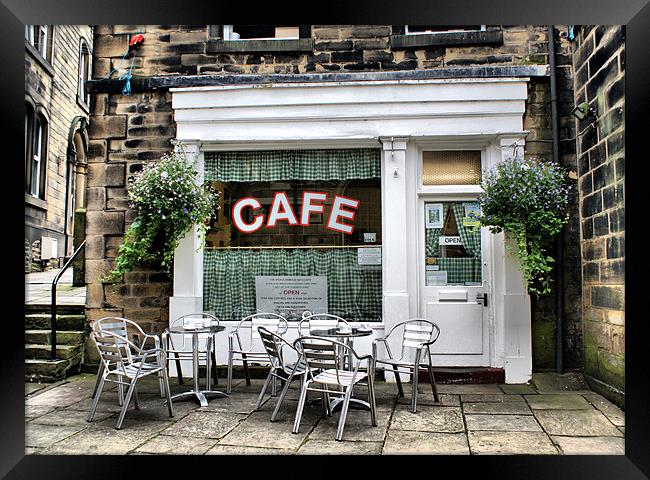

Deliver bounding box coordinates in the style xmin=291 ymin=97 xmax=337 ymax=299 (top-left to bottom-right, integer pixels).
xmin=478 ymin=156 xmax=570 ymax=296
xmin=104 ymin=150 xmax=218 ymax=283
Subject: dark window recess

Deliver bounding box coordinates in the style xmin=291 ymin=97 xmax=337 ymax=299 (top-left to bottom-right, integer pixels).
xmin=407 ymin=25 xmax=484 ymax=33
xmin=391 ymin=25 xmax=503 ymax=49
xmin=232 ymin=25 xmax=303 ymax=39
xmin=207 ymin=25 xmax=313 ymax=53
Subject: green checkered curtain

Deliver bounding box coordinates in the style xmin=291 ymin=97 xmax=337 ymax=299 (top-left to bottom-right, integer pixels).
xmin=438 ymin=258 xmax=482 ymax=284
xmin=203 ymin=249 xmax=382 ymax=322
xmin=425 ymin=204 xmax=451 ymax=258
xmin=204 ymin=149 xmax=381 ymax=182
xmin=452 ymin=203 xmax=481 ymax=258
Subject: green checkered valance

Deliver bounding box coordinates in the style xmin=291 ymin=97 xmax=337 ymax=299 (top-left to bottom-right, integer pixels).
xmin=437 ymin=258 xmax=482 ymax=284
xmin=204 ymin=148 xmax=381 ymax=182
xmin=203 ymin=249 xmax=382 ymax=322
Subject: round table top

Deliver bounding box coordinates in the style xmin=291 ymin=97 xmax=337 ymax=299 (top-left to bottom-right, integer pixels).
xmin=309 ymin=327 xmax=373 ymax=338
xmin=168 ymin=324 xmax=226 ymax=335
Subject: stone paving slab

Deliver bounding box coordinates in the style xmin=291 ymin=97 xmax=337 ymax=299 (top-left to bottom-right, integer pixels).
xmin=26 ymin=382 xmax=94 ymax=407
xmin=298 ymin=439 xmax=383 ymax=455
xmin=395 ymin=392 xmax=459 ymax=407
xmin=160 ymin=411 xmax=245 ymax=439
xmin=30 ymin=408 xmax=112 ymax=426
xmin=460 ymin=393 xmax=526 ymax=403
xmin=465 ymin=414 xmax=542 ymax=432
xmin=582 ymin=392 xmax=625 ymax=427
xmin=534 ymin=410 xmax=623 ymax=437
xmin=206 ymin=444 xmax=293 ymax=455
xmin=383 ymin=430 xmax=470 ymax=455
xmin=462 ymin=402 xmax=532 ymax=415
xmin=551 ymin=435 xmax=625 ymax=455
xmin=525 ymin=394 xmax=593 ymax=410
xmin=26 ymin=423 xmax=88 ymax=448
xmin=390 ymin=406 xmax=464 ymax=433
xmin=26 ymin=383 xmax=48 ymax=396
xmin=498 ymin=383 xmax=537 ymax=395
xmin=308 ymin=405 xmax=391 ymax=442
xmin=218 ymin=410 xmax=315 ymax=450
xmin=437 ymin=384 xmax=503 ymax=395
xmin=468 ymin=431 xmax=559 ymax=455
xmin=26 ymin=404 xmax=56 ymax=419
xmin=134 ymin=435 xmax=218 ymax=455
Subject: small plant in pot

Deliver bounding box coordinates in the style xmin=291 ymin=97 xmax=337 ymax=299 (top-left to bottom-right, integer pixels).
xmin=104 ymin=149 xmax=218 ymax=283
xmin=478 ymin=155 xmax=571 ymax=296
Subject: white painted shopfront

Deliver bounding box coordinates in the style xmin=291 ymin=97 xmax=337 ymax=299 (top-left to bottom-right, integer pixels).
xmin=169 ymin=76 xmax=533 ymax=383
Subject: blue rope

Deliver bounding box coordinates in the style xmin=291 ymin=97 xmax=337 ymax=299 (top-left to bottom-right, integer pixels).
xmin=119 ymin=54 xmax=136 ymax=96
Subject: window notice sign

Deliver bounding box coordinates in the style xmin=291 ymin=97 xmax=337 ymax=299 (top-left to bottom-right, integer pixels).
xmin=357 ymin=247 xmax=382 ymax=265
xmin=255 ymin=276 xmax=327 ymax=321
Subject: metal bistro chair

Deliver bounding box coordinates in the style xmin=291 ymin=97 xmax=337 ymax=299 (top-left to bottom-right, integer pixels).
xmin=87 ymin=329 xmax=174 ymax=429
xmin=255 ymin=326 xmax=307 ymax=418
xmin=227 ymin=313 xmax=289 ymax=394
xmin=372 ymin=318 xmax=441 ymax=413
xmin=162 ymin=313 xmax=221 ymax=389
xmin=298 ymin=313 xmax=350 ymax=336
xmin=91 ymin=317 xmax=165 ymax=403
xmin=292 ymin=336 xmax=377 ymax=441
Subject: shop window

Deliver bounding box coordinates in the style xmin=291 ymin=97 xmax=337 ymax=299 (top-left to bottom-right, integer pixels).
xmin=25 ymin=106 xmax=48 ymax=199
xmin=422 ymin=150 xmax=482 ymax=186
xmin=25 ymin=25 xmax=54 ymax=64
xmin=424 ymin=201 xmax=482 ymax=286
xmin=203 ymin=149 xmax=382 ymax=323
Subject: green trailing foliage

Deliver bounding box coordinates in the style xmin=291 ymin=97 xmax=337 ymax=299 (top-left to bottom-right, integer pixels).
xmin=479 ymin=156 xmax=570 ymax=296
xmin=104 ymin=150 xmax=218 ymax=283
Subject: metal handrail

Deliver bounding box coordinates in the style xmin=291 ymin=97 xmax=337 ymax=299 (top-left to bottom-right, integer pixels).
xmin=50 ymin=240 xmax=86 ymax=360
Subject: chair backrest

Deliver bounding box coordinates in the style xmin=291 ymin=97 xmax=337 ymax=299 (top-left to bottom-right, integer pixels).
xmin=257 ymin=326 xmax=296 ymax=370
xmin=235 ymin=313 xmax=289 ymax=351
xmin=94 ymin=317 xmax=143 ymax=350
xmin=298 ymin=313 xmax=349 ymax=336
xmin=398 ymin=319 xmax=440 ymax=356
xmin=294 ymin=336 xmax=354 ymax=386
xmin=91 ymin=330 xmax=134 ymax=371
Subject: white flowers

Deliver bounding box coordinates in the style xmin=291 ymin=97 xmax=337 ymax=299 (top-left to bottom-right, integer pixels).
xmin=161 ymin=171 xmax=168 ymax=179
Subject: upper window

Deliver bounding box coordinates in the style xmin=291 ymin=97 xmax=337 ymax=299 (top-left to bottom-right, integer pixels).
xmin=223 ymin=25 xmax=301 ymax=40
xmin=391 ymin=25 xmax=502 ymax=49
xmin=25 ymin=104 xmax=48 ymax=199
xmin=207 ymin=25 xmax=313 ymax=53
xmin=422 ymin=151 xmax=482 ymax=186
xmin=25 ymin=25 xmax=54 ymax=64
xmin=78 ymin=41 xmax=91 ymax=107
xmin=405 ymin=25 xmax=486 ymax=34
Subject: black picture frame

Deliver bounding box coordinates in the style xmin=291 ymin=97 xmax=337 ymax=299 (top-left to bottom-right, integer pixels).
xmin=5 ymin=1 xmax=648 ymax=478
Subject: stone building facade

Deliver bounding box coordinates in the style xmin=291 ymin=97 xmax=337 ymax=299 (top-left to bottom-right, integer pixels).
xmin=572 ymin=26 xmax=625 ymax=405
xmin=84 ymin=25 xmax=593 ymax=391
xmin=25 ymin=25 xmax=93 ymax=272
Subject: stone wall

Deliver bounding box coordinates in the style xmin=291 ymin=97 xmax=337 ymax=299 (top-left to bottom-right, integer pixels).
xmin=86 ymin=25 xmax=581 ymax=370
xmin=25 ymin=25 xmax=93 ymax=268
xmin=572 ymin=26 xmax=625 ymax=406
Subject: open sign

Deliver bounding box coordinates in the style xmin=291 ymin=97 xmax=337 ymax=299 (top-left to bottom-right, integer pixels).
xmin=439 ymin=236 xmax=463 ymax=246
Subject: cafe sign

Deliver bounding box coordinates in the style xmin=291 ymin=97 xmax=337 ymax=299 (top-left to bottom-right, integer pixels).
xmin=232 ymin=191 xmax=360 ymax=235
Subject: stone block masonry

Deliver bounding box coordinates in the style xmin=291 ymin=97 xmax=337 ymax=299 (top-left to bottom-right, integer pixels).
xmin=572 ymin=26 xmax=625 ymax=407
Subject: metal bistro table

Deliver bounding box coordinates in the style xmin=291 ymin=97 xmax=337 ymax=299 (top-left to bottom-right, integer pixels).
xmin=168 ymin=324 xmax=228 ymax=407
xmin=309 ymin=326 xmax=373 ymax=411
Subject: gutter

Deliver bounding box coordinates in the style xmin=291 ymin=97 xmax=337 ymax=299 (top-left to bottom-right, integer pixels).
xmin=548 ymin=25 xmax=565 ymax=374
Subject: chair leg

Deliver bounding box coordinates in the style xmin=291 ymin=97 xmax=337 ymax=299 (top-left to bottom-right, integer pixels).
xmin=227 ymin=352 xmax=234 ymax=394
xmin=133 ymin=384 xmax=140 ymax=409
xmin=392 ymin=364 xmax=404 ymax=397
xmin=292 ymin=377 xmax=309 ymax=434
xmin=87 ymin=375 xmax=106 ymax=422
xmin=162 ymin=366 xmax=174 ymax=418
xmin=335 ymin=387 xmax=354 ymax=441
xmin=157 ymin=350 xmax=165 ymax=398
xmin=168 ymin=337 xmax=184 ymax=385
xmin=117 ymin=375 xmax=125 ymax=406
xmin=411 ymin=350 xmax=422 ymax=414
xmin=206 ymin=339 xmax=212 ymax=391
xmin=211 ymin=339 xmax=219 ymax=386
xmin=271 ymin=375 xmax=277 ymax=397
xmin=255 ymin=370 xmax=273 ymax=410
xmin=271 ymin=369 xmax=296 ymax=422
xmin=91 ymin=362 xmax=104 ymax=399
xmin=242 ymin=354 xmax=251 ymax=386
xmin=115 ymin=378 xmax=138 ymax=430
xmin=427 ymin=347 xmax=441 ymax=403
xmin=368 ymin=374 xmax=377 ymax=427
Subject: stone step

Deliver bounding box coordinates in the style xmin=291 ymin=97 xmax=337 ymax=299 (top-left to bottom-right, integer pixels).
xmin=25 ymin=358 xmax=75 ymax=383
xmin=25 ymin=343 xmax=82 ymax=361
xmin=25 ymin=329 xmax=85 ymax=346
xmin=25 ymin=304 xmax=85 ymax=315
xmin=25 ymin=314 xmax=85 ymax=331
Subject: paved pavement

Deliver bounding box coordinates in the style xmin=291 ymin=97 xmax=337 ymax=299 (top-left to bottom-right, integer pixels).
xmin=25 ymin=373 xmax=624 ymax=455
xmin=25 ymin=269 xmax=86 ymax=306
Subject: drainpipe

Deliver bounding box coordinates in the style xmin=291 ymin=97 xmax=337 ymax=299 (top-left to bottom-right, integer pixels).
xmin=548 ymin=25 xmax=564 ymax=374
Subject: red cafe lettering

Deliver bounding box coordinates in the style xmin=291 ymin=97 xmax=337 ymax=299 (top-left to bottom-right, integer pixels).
xmin=232 ymin=191 xmax=360 ymax=235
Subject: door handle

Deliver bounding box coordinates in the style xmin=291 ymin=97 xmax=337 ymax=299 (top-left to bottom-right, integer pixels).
xmin=476 ymin=293 xmax=488 ymax=307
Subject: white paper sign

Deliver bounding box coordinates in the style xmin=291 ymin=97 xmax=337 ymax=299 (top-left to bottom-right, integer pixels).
xmin=425 ymin=203 xmax=444 ymax=229
xmin=363 ymin=232 xmax=377 ymax=243
xmin=357 ymin=247 xmax=382 ymax=265
xmin=255 ymin=276 xmax=327 ymax=321
xmin=426 ymin=270 xmax=448 ymax=286
xmin=439 ymin=236 xmax=463 ymax=246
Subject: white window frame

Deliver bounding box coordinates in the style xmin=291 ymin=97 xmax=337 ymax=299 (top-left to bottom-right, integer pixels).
xmin=78 ymin=41 xmax=91 ymax=106
xmin=30 ymin=118 xmax=44 ymax=198
xmin=405 ymin=25 xmax=487 ymax=35
xmin=222 ymin=25 xmax=299 ymax=40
